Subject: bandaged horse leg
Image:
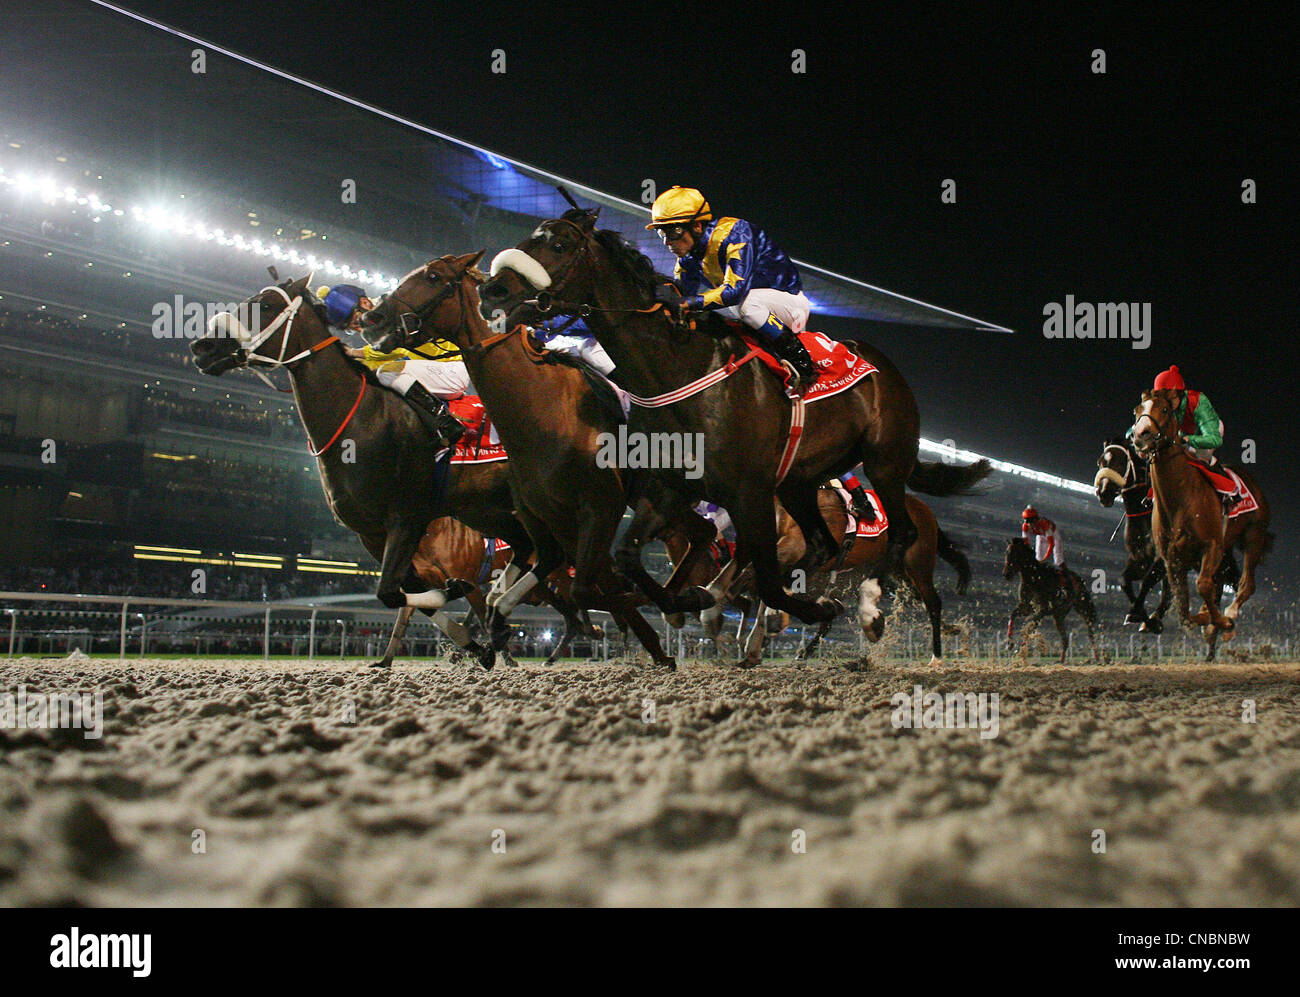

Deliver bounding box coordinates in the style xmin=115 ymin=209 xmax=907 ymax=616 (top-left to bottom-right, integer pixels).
xmin=741 ymin=601 xmax=768 ymax=668
xmin=377 ymin=605 xmax=416 ymax=668
xmin=485 ymin=560 xmax=522 ymax=608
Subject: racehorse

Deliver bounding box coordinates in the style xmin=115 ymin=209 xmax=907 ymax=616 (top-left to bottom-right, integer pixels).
xmin=1003 ymin=538 xmax=1100 ymax=663
xmin=478 ymin=207 xmax=991 ymax=631
xmin=683 ymin=489 xmax=970 ymax=667
xmin=189 ymin=273 xmax=584 ymax=668
xmin=1094 ymin=436 xmax=1171 ymax=632
xmin=358 ymin=253 xmax=717 ymax=671
xmin=1131 ymin=392 xmax=1272 ymax=659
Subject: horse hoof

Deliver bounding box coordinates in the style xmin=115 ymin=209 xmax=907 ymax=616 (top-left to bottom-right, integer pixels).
xmin=660 ymin=657 xmax=678 ymax=672
xmin=469 ymin=641 xmax=495 ymax=671
xmin=369 ymin=659 xmax=392 ymax=669
xmin=1123 ymin=612 xmax=1143 ymax=625
xmin=664 ymin=612 xmax=686 ymax=630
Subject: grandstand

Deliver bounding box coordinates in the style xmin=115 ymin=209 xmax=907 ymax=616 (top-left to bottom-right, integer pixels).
xmin=1 ymin=0 xmax=1290 ymax=656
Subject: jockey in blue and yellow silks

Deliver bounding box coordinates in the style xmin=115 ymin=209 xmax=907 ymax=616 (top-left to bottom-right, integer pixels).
xmin=319 ymin=284 xmax=467 ymax=449
xmin=647 ymin=186 xmax=818 ymax=387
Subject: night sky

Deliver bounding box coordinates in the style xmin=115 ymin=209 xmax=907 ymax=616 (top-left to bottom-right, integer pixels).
xmin=51 ymin=3 xmax=1300 ymax=554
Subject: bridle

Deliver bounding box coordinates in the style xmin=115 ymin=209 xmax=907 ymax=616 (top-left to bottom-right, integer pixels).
xmin=497 ymin=219 xmax=677 ymax=330
xmin=209 ymin=283 xmax=340 ymax=390
xmin=377 ymin=261 xmax=462 ymax=341
xmin=1132 ymin=399 xmax=1177 ymax=460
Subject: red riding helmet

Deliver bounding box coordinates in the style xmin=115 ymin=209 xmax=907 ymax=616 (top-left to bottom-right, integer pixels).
xmin=1153 ymin=365 xmax=1185 ymax=391
xmin=1022 ymin=506 xmax=1038 ymax=520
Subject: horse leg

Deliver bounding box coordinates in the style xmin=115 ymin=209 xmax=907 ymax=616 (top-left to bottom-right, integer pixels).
xmin=1053 ymin=611 xmax=1069 ymax=664
xmin=1191 ymin=542 xmax=1229 ymax=634
xmin=1122 ymin=561 xmax=1148 ymax=625
xmin=778 ymin=482 xmax=840 ymax=571
xmin=1145 ymin=562 xmax=1171 ymax=634
xmin=740 ymin=601 xmax=768 ymax=668
xmin=1223 ymin=530 xmax=1265 ymax=628
xmin=616 ymin=497 xmax=716 ymax=621
xmin=857 ymin=453 xmax=917 ymax=585
xmin=376 ymin=606 xmax=416 ymax=668
xmin=731 ymin=491 xmax=837 ymax=624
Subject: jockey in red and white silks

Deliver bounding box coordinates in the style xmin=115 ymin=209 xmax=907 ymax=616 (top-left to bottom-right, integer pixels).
xmin=1022 ymin=506 xmax=1067 ymax=571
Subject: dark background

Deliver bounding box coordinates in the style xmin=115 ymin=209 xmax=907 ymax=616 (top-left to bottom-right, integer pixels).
xmin=8 ymin=1 xmax=1297 ymax=577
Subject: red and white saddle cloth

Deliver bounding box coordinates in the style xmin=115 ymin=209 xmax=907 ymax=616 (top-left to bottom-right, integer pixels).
xmin=830 ymin=484 xmax=889 ymax=538
xmin=448 ymin=395 xmax=508 ymax=464
xmin=740 ymin=329 xmax=877 ymax=402
xmin=1190 ymin=461 xmax=1259 ymax=518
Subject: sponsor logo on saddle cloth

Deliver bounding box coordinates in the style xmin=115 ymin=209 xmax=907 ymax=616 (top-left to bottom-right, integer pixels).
xmin=741 ymin=329 xmax=878 ymax=401
xmin=832 ymin=484 xmax=889 ymax=538
xmin=1189 ymin=462 xmax=1259 ymax=518
xmin=448 ymin=395 xmax=508 ymax=464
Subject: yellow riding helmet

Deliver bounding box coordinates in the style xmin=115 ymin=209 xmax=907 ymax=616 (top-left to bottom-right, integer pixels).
xmin=646 ymin=186 xmax=712 ymax=229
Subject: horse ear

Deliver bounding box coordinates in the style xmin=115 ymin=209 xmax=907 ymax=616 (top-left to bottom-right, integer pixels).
xmin=458 ymin=249 xmax=486 ymax=270
xmin=583 ymin=207 xmax=600 ymax=228
xmin=289 ymin=273 xmax=312 ymax=297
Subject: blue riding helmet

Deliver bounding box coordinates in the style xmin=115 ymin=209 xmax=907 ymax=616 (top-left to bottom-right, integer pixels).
xmin=319 ymin=284 xmax=367 ymax=328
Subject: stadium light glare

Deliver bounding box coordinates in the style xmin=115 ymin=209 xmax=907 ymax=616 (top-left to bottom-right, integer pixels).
xmin=918 ymin=438 xmax=1094 ymax=495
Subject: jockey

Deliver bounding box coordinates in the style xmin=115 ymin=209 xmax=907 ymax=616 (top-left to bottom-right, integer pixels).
xmin=647 ymin=186 xmax=819 ymax=388
xmin=1021 ymin=506 xmax=1069 ymax=589
xmin=1150 ymin=365 xmax=1224 ymax=463
xmin=319 ymin=284 xmax=467 ymax=449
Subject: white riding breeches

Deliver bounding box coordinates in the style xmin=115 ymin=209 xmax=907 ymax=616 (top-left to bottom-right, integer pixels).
xmin=374 ymin=359 xmax=474 ymax=399
xmin=717 ymin=289 xmax=812 ymax=334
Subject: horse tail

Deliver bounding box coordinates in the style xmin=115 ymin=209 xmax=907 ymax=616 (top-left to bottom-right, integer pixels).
xmin=936 ymin=528 xmax=971 ymax=595
xmin=908 ymin=458 xmax=993 ymax=497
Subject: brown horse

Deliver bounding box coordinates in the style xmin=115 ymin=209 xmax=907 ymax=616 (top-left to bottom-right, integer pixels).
xmin=674 ymin=490 xmax=969 ymax=666
xmin=1131 ymin=393 xmax=1272 ymax=659
xmin=359 ymin=254 xmax=716 ymax=671
xmin=190 ymin=274 xmax=569 ymax=668
xmin=380 ymin=517 xmax=594 ymax=668
xmin=1003 ymin=538 xmax=1101 ymax=663
xmin=478 ymin=208 xmax=990 ymax=629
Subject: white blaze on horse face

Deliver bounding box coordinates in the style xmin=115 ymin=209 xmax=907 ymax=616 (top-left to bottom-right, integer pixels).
xmin=488 ymin=249 xmax=553 ymax=290
xmin=858 ymin=578 xmax=883 ymax=637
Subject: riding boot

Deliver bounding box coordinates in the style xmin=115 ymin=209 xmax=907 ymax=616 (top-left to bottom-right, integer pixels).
xmin=768 ymin=328 xmax=818 ymax=388
xmin=403 ymin=381 xmax=466 ymax=450
xmin=845 ymin=483 xmax=876 ymax=523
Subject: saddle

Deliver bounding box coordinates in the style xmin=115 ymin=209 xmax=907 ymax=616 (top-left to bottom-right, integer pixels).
xmin=1186 ymin=459 xmax=1258 ymax=516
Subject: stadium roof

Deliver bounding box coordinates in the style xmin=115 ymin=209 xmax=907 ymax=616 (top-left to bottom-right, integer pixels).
xmin=58 ymin=1 xmax=1012 ymax=333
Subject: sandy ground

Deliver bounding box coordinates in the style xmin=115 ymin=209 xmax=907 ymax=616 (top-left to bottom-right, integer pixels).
xmin=2 ymin=649 xmax=1299 ymax=907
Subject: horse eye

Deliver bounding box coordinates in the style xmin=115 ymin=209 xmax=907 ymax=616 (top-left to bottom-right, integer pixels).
xmin=550 ymin=241 xmax=565 ymax=253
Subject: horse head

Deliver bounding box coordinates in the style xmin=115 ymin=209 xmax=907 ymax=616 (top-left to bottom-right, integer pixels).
xmin=1003 ymin=537 xmax=1032 ymax=579
xmin=479 ymin=208 xmax=604 ymax=328
xmin=1094 ymin=436 xmax=1141 ymax=507
xmin=359 ymin=251 xmax=484 ymax=354
xmin=191 ymin=274 xmax=319 ymax=376
xmin=1131 ymin=392 xmax=1179 ymax=460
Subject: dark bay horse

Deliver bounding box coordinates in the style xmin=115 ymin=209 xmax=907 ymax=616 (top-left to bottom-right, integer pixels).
xmin=478 ymin=208 xmax=990 ymax=629
xmin=1094 ymin=436 xmax=1171 ymax=632
xmin=189 ymin=274 xmax=574 ymax=668
xmin=1003 ymin=538 xmax=1100 ymax=663
xmin=1132 ymin=393 xmax=1272 ymax=659
xmin=359 ymin=254 xmax=716 ymax=671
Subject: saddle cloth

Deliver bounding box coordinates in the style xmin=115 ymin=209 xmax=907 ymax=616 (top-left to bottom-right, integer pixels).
xmin=448 ymin=395 xmax=508 ymax=464
xmin=1188 ymin=461 xmax=1259 ymax=518
xmin=831 ymin=485 xmax=889 ymax=538
xmin=739 ymin=329 xmax=877 ymax=402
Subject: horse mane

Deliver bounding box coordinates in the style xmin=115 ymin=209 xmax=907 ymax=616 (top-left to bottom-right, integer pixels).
xmin=559 ymin=209 xmax=669 ymax=298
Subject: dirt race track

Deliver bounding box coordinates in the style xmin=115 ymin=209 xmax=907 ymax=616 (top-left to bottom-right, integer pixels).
xmin=2 ymin=652 xmax=1299 ymax=906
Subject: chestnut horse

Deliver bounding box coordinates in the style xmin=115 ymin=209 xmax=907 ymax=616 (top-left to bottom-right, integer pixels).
xmin=358 ymin=254 xmax=716 ymax=671
xmin=479 ymin=208 xmax=990 ymax=630
xmin=190 ymin=274 xmax=582 ymax=668
xmin=1131 ymin=393 xmax=1272 ymax=659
